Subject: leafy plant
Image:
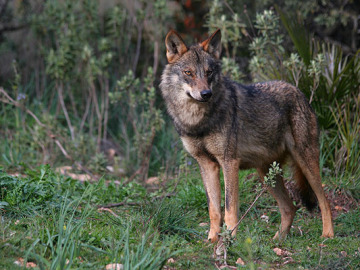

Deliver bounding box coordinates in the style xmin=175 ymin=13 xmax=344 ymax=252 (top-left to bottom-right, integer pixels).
xmin=26 ymin=195 xmax=94 ymax=270
xmin=110 ymin=68 xmax=164 ymax=181
xmin=0 ymin=165 xmax=59 ymax=216
xmin=119 ymin=227 xmax=177 ymax=270
xmin=145 ymin=198 xmax=200 ymax=240
xmin=264 ymin=161 xmax=283 ymax=188
xmin=331 ymin=97 xmax=360 ymax=181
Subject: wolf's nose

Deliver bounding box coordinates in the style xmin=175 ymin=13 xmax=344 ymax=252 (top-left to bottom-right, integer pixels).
xmin=200 ymin=89 xmax=212 ymax=101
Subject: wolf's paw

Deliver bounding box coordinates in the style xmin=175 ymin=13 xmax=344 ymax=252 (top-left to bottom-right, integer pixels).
xmin=273 ymin=230 xmax=288 ymax=241
xmin=208 ymin=230 xmax=220 ymax=243
xmin=321 ymin=231 xmax=334 ymax=238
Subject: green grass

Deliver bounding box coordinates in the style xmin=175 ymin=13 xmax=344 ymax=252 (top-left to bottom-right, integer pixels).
xmin=0 ymin=166 xmax=359 ymax=269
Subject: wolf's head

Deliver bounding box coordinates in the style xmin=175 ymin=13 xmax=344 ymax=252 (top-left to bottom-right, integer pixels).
xmin=161 ymin=29 xmax=222 ymax=103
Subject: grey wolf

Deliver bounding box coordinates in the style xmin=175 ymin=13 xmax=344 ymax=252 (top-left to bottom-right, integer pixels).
xmin=160 ymin=29 xmax=334 ymax=242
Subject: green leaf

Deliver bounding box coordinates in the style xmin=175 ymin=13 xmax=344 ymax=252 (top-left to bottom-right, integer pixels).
xmin=276 ymin=5 xmax=311 ymax=66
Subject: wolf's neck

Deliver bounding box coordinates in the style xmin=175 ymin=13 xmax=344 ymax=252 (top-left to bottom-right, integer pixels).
xmin=174 ymin=100 xmax=208 ymax=126
xmin=171 ymin=94 xmax=226 ymax=137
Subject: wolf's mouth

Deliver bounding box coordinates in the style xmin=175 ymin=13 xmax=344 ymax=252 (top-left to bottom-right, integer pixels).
xmin=186 ymin=91 xmax=209 ymax=103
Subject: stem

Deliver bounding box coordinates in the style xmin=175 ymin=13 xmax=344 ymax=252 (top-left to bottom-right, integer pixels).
xmin=57 ymin=81 xmax=75 ymax=141
xmin=90 ymin=80 xmax=102 ymax=151
xmin=102 ymin=77 xmax=109 ymax=140
xmin=80 ymin=92 xmax=91 ymax=133
xmin=153 ymin=40 xmax=159 ymax=76
xmin=67 ymin=83 xmax=78 ymax=119
xmin=132 ymin=23 xmax=143 ymax=72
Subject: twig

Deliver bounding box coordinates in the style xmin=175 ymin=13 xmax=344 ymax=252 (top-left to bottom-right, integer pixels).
xmin=223 ymin=0 xmax=236 ymax=16
xmin=52 ymin=135 xmax=71 ymax=159
xmin=231 ymin=188 xmax=266 ymax=234
xmin=318 ymin=238 xmax=328 ymax=266
xmin=0 ymin=88 xmax=45 ymax=128
xmin=57 ymin=81 xmax=75 ymax=141
xmin=97 ymin=207 xmax=119 ymax=217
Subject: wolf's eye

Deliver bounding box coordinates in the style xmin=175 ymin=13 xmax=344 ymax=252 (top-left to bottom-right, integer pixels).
xmin=206 ymin=70 xmax=213 ymax=76
xmin=184 ymin=70 xmax=192 ymax=76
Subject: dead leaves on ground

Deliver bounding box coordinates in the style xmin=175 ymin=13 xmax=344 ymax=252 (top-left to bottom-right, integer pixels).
xmin=14 ymin=258 xmax=37 ymax=268
xmin=105 ymin=263 xmax=124 ymax=270
xmin=273 ymin=247 xmax=295 ymax=265
xmin=56 ymin=166 xmax=94 ymax=182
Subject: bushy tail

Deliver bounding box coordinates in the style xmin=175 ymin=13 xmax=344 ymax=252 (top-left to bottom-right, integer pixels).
xmin=293 ymin=165 xmax=318 ymax=211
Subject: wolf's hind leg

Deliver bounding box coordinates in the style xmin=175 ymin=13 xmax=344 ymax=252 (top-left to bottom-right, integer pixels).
xmin=290 ymin=149 xmax=334 ymax=238
xmin=257 ymin=168 xmax=297 ymax=241
xmin=197 ymin=157 xmax=222 ymax=243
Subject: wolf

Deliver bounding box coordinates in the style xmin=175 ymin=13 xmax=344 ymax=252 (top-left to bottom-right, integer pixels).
xmin=160 ymin=29 xmax=334 ymax=242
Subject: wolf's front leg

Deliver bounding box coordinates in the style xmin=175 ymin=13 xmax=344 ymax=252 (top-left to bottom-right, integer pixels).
xmin=197 ymin=157 xmax=221 ymax=243
xmin=221 ymin=159 xmax=240 ymax=237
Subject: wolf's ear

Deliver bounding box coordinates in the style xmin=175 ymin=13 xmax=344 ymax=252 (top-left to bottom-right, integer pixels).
xmin=201 ymin=29 xmax=221 ymax=59
xmin=165 ymin=30 xmax=188 ymax=63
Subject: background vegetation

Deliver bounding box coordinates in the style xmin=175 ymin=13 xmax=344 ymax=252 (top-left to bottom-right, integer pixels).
xmin=0 ymin=0 xmax=359 ymax=269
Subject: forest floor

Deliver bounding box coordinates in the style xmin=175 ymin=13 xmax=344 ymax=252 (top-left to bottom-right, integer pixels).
xmin=1 ymin=166 xmax=359 ymax=269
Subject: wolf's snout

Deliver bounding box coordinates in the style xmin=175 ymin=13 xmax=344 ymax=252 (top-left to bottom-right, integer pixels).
xmin=200 ymin=89 xmax=212 ymax=101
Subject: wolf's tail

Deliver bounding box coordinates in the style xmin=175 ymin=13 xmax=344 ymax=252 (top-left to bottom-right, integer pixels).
xmin=293 ymin=164 xmax=318 ymax=211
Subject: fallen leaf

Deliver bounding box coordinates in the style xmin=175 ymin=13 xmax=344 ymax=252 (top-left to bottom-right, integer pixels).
xmin=335 ymin=205 xmax=343 ymax=211
xmin=106 ymin=166 xmax=114 ymax=173
xmin=167 ymin=258 xmax=175 ymax=263
xmin=283 ymin=257 xmax=295 ymax=265
xmin=145 ymin=177 xmax=160 ymax=185
xmin=26 ymin=262 xmax=37 ymax=268
xmin=340 ymin=251 xmax=347 ymax=257
xmin=319 ymin=244 xmax=327 ymax=247
xmin=236 ymin=257 xmax=245 ymax=265
xmin=260 ymin=214 xmax=269 ymax=223
xmin=105 ymin=263 xmax=124 ymax=270
xmin=273 ymin=247 xmax=292 ymax=256
xmin=13 ymin=258 xmax=37 ymax=268
xmin=55 ymin=166 xmax=95 ymax=182
xmin=98 ymin=207 xmax=119 ymax=217
xmin=106 ymin=166 xmax=125 ymax=175
xmin=199 ymin=222 xmax=208 ymax=227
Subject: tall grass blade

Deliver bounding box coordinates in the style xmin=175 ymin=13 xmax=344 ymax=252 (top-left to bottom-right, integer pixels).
xmin=276 ymin=5 xmax=311 ymax=65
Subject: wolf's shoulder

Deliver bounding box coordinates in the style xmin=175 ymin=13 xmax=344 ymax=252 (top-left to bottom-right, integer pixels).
xmin=223 ymin=78 xmax=263 ymax=97
xmin=228 ymin=80 xmax=300 ymax=97
xmin=246 ymin=80 xmax=298 ymax=93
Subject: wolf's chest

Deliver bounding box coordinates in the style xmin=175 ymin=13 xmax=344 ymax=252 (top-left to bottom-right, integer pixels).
xmin=181 ymin=133 xmax=228 ymax=161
